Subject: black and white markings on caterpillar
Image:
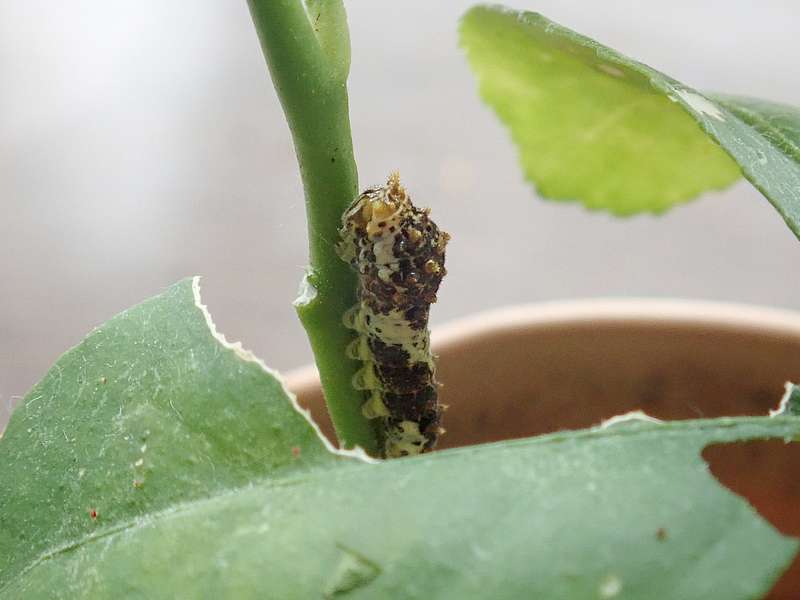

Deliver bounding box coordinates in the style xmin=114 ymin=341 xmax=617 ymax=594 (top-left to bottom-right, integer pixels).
xmin=336 ymin=172 xmax=450 ymax=458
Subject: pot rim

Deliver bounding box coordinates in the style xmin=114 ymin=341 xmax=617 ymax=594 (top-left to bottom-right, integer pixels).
xmin=284 ymin=298 xmax=800 ymax=386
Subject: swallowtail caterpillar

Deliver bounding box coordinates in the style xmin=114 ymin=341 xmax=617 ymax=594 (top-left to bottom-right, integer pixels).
xmin=336 ymin=172 xmax=450 ymax=458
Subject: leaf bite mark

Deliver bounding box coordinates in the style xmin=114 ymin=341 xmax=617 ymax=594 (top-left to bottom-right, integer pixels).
xmin=599 ymin=410 xmax=663 ymax=429
xmin=770 ymin=382 xmax=800 ymax=417
xmin=190 ymin=276 xmax=377 ymax=465
xmin=192 ymin=276 xmax=279 ymax=369
xmin=703 ymin=439 xmax=800 ymax=597
xmin=323 ymin=544 xmax=381 ymax=598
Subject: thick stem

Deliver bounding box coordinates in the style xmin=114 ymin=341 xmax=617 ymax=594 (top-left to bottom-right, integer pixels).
xmin=248 ymin=0 xmax=379 ymax=454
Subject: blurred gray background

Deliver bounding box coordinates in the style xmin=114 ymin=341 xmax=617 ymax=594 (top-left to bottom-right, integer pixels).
xmin=2 ymin=1 xmax=798 ymax=427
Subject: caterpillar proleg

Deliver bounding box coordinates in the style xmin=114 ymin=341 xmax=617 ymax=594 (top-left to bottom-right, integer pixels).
xmin=336 ymin=172 xmax=450 ymax=458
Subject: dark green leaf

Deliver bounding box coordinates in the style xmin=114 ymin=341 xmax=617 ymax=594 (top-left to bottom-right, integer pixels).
xmin=1 ymin=282 xmax=797 ymax=598
xmin=0 ymin=278 xmax=341 ymax=594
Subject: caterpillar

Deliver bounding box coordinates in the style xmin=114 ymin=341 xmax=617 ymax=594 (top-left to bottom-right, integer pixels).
xmin=336 ymin=172 xmax=450 ymax=458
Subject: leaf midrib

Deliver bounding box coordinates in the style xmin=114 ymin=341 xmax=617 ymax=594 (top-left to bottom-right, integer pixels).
xmin=713 ymin=98 xmax=800 ymax=164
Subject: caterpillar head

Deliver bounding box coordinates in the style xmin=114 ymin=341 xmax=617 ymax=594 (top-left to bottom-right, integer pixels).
xmin=340 ymin=172 xmax=411 ymax=240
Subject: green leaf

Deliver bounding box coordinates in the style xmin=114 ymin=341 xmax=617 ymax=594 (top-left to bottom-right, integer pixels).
xmin=709 ymin=95 xmax=800 ymax=235
xmin=1 ymin=282 xmax=798 ymax=598
xmin=0 ymin=278 xmax=343 ymax=594
xmin=460 ymin=6 xmax=800 ymax=238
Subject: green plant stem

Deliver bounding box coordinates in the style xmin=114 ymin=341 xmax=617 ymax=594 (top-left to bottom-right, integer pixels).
xmin=248 ymin=0 xmax=379 ymax=454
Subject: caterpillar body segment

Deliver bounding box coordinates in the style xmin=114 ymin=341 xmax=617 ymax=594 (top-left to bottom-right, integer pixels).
xmin=337 ymin=172 xmax=449 ymax=458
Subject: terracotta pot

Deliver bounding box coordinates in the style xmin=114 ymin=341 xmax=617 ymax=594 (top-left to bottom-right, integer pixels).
xmin=286 ymin=300 xmax=800 ymax=599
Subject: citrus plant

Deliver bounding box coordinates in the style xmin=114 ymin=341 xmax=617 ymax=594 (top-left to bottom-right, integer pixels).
xmin=2 ymin=2 xmax=799 ymax=598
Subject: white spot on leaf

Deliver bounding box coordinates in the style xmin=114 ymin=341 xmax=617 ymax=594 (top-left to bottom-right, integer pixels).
xmin=471 ymin=542 xmax=491 ymax=561
xmin=674 ymin=89 xmax=725 ymax=122
xmin=597 ymin=63 xmax=624 ymax=78
xmin=294 ymin=271 xmax=318 ymax=307
xmin=599 ymin=574 xmax=623 ymax=598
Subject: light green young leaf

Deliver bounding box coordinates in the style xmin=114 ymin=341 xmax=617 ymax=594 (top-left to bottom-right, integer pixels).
xmin=1 ymin=281 xmax=798 ymax=598
xmin=460 ymin=6 xmax=800 ymax=239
